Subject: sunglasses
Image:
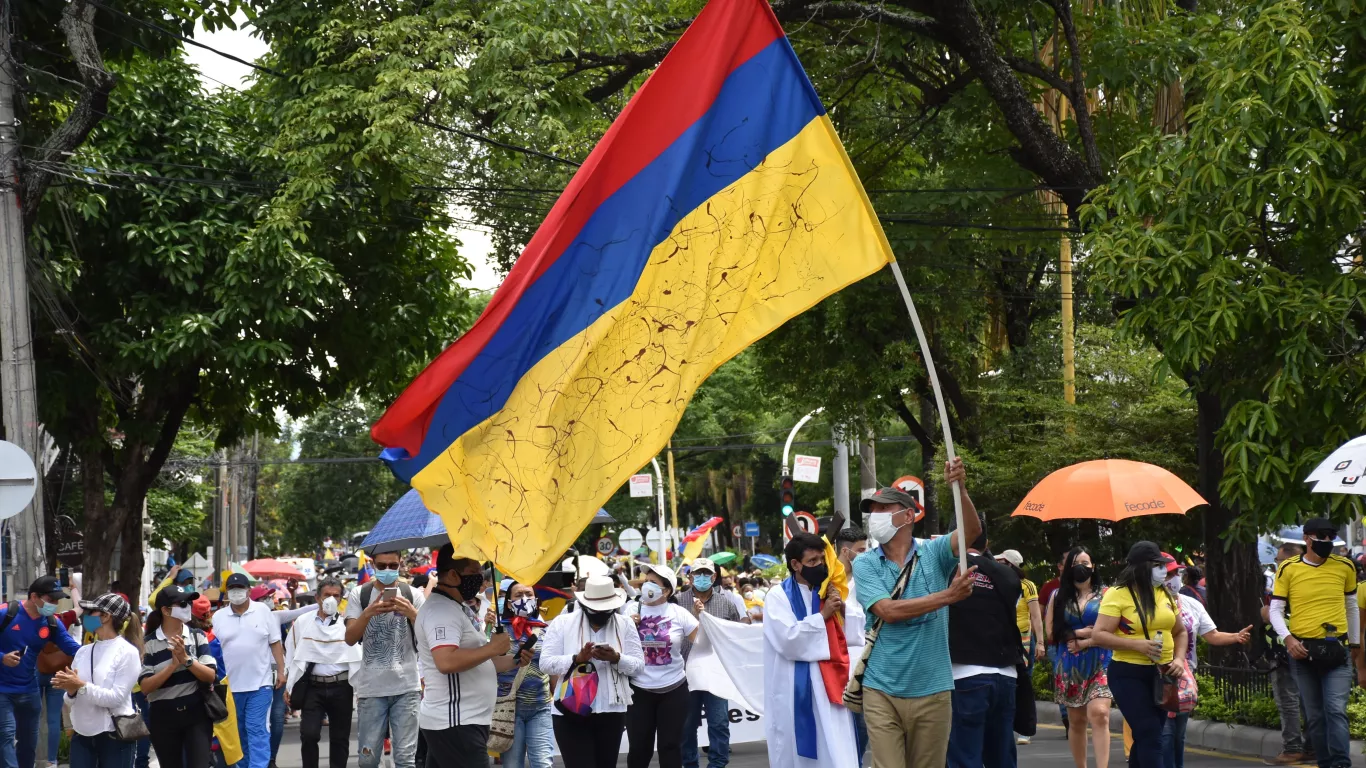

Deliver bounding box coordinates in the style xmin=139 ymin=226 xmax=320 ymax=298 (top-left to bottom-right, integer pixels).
xmin=373 ymin=563 xmax=400 ymax=571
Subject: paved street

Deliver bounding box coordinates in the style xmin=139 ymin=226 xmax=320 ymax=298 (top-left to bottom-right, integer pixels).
xmin=272 ymin=718 xmax=1267 ymax=768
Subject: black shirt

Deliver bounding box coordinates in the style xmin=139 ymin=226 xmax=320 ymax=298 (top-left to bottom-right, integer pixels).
xmin=948 ymin=552 xmax=1024 ymax=669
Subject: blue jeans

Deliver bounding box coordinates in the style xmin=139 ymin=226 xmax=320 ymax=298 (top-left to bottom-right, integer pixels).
xmin=1108 ymin=662 xmax=1165 ymax=768
xmin=270 ymin=683 xmax=286 ymax=763
xmin=69 ymin=732 xmax=134 ymax=768
xmin=503 ymin=703 xmax=553 ymax=768
xmin=0 ymin=690 xmax=43 ymax=768
xmin=853 ymin=711 xmax=868 ymax=765
xmin=1160 ymin=713 xmax=1190 ymax=768
xmin=681 ymin=690 xmax=730 ymax=768
xmin=235 ymin=686 xmax=274 ymax=768
xmin=38 ymin=677 xmax=63 ymax=765
xmin=357 ymin=693 xmax=421 ymax=768
xmin=947 ymin=673 xmax=1018 ymax=768
xmin=1291 ymin=658 xmax=1353 ymax=768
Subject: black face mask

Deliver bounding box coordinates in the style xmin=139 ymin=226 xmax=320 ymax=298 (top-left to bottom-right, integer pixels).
xmin=456 ymin=577 xmax=483 ymax=603
xmin=1071 ymin=564 xmax=1093 ymax=583
xmin=584 ymin=608 xmax=613 ymax=629
xmin=800 ymin=564 xmax=829 ymax=588
xmin=1311 ymin=539 xmax=1335 ymax=558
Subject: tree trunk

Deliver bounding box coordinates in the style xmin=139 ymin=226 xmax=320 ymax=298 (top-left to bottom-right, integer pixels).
xmin=117 ymin=502 xmax=145 ymax=597
xmin=80 ymin=445 xmax=112 ymax=593
xmin=1196 ymin=391 xmax=1261 ymax=663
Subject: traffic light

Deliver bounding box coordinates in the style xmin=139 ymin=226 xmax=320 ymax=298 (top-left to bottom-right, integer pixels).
xmin=780 ymin=475 xmax=795 ymax=517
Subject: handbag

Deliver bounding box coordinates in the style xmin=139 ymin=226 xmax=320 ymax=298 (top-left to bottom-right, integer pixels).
xmin=1301 ymin=636 xmax=1349 ymax=676
xmin=553 ymin=662 xmax=600 ymax=717
xmin=191 ymin=632 xmax=230 ymax=723
xmin=1136 ymin=593 xmax=1183 ymax=712
xmin=488 ymin=665 xmax=531 ymax=753
xmin=843 ymin=551 xmax=919 ymax=714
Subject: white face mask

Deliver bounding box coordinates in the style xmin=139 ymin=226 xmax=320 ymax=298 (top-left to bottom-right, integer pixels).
xmin=227 ymin=588 xmax=249 ymax=606
xmin=1165 ymin=574 xmax=1182 ymax=592
xmin=321 ymin=596 xmax=339 ymax=616
xmin=1150 ymin=566 xmax=1169 ymax=586
xmin=867 ymin=510 xmax=909 ymax=544
xmin=169 ymin=605 xmax=193 ymax=623
xmin=641 ymin=582 xmax=666 ymax=605
xmin=742 ymin=591 xmax=754 ymax=600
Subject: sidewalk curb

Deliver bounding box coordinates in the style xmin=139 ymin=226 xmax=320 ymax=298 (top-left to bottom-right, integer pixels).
xmin=1034 ymin=700 xmax=1366 ymax=767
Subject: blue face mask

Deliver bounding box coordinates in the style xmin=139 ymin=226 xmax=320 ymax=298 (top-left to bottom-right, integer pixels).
xmin=692 ymin=574 xmax=713 ymax=592
xmin=375 ymin=568 xmax=400 ymax=585
xmin=81 ymin=614 xmax=103 ymax=633
xmin=39 ymin=602 xmax=59 ymax=618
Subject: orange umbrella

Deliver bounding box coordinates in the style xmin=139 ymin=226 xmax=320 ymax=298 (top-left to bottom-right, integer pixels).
xmin=1011 ymin=459 xmax=1206 ymax=521
xmin=241 ymin=558 xmax=307 ymax=580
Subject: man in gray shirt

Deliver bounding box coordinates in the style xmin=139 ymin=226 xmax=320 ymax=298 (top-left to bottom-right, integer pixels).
xmin=678 ymin=558 xmax=743 ymax=768
xmin=344 ymin=550 xmax=425 ymax=768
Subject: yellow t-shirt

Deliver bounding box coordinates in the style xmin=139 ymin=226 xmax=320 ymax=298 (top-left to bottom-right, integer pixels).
xmin=1016 ymin=579 xmax=1038 ymax=637
xmin=1099 ymin=585 xmax=1177 ymax=665
xmin=1272 ymin=554 xmax=1357 ymax=639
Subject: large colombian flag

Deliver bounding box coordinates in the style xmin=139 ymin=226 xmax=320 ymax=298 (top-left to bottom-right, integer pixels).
xmin=372 ymin=0 xmax=894 ymax=584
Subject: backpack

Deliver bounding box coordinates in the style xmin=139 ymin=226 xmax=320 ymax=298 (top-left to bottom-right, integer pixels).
xmin=359 ymin=582 xmax=418 ymax=652
xmin=2 ymin=602 xmax=69 ymax=674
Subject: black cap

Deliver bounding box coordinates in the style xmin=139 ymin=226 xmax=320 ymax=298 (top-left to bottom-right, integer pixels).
xmin=154 ymin=585 xmax=200 ymax=609
xmin=1303 ymin=518 xmax=1337 ymax=537
xmin=858 ymin=487 xmax=920 ymax=514
xmin=224 ymin=573 xmax=252 ymax=590
xmin=1126 ymin=541 xmax=1175 ymax=566
xmin=28 ymin=576 xmax=68 ymax=600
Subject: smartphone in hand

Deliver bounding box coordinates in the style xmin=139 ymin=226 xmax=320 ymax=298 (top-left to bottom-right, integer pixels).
xmin=382 ymin=587 xmax=399 ymax=601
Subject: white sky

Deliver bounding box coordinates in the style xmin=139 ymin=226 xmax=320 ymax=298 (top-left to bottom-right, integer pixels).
xmin=184 ymin=20 xmax=505 ymax=292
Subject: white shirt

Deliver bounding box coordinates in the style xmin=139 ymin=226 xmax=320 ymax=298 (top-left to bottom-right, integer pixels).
xmin=344 ymin=583 xmax=426 ymax=698
xmin=1177 ymin=593 xmax=1218 ymax=669
xmin=723 ymin=590 xmax=748 ymax=619
xmin=415 ymin=589 xmax=496 ymax=729
xmin=309 ymin=613 xmax=345 ymax=677
xmin=540 ymin=609 xmax=645 ymax=715
xmin=630 ymin=602 xmax=698 ymax=690
xmin=213 ymin=601 xmax=283 ymax=692
xmin=69 ymin=636 xmax=140 ymax=736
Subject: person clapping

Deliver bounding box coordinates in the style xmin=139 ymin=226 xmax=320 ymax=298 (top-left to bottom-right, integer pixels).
xmin=55 ymin=593 xmax=143 ymax=768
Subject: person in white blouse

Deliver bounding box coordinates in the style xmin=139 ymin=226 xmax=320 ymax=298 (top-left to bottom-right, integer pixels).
xmin=540 ymin=575 xmax=645 ymax=768
xmin=53 ymin=593 xmax=143 ymax=768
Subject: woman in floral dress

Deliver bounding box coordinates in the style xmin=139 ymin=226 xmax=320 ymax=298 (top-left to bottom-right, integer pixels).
xmin=1047 ymin=546 xmax=1113 ymax=768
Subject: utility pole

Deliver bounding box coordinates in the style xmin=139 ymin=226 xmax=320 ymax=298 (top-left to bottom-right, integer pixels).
xmin=832 ymin=431 xmax=851 ymax=528
xmin=857 ymin=431 xmax=878 ymax=500
xmin=0 ymin=2 xmax=47 ymax=587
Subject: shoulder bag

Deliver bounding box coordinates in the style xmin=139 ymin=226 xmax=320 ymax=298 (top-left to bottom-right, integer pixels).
xmin=1137 ymin=591 xmax=1186 ymax=713
xmin=488 ymin=664 xmax=531 ymax=753
xmin=843 ymin=551 xmax=919 ymax=714
xmin=192 ymin=631 xmax=231 ymax=723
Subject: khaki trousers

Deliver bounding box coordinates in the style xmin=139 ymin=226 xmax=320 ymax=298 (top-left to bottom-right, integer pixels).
xmin=864 ymin=688 xmax=953 ymax=768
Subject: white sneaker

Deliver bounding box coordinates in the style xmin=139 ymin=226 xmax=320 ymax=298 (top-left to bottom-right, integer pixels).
xmin=1016 ymin=735 xmax=1031 ymax=745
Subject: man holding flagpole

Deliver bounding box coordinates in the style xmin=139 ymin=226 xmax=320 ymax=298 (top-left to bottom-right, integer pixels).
xmin=763 ymin=532 xmax=867 ymax=768
xmin=852 ymin=458 xmax=980 ymax=768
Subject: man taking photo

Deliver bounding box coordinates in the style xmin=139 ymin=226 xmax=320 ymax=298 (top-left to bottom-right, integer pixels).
xmin=345 ymin=550 xmax=424 ymax=768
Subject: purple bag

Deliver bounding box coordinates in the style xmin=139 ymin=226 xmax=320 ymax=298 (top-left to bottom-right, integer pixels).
xmin=554 ymin=662 xmax=600 ymax=716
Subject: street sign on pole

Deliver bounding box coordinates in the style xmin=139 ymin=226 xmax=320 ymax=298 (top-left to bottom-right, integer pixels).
xmin=618 ymin=528 xmax=643 ymax=554
xmin=793 ymin=455 xmax=821 ymax=483
xmin=0 ymin=441 xmax=37 ymax=522
xmin=595 ymin=537 xmax=615 ymax=555
xmin=645 ymin=528 xmax=674 ymax=553
xmin=629 ymin=474 xmax=653 ymax=497
xmin=744 ymin=521 xmax=760 ymax=537
xmin=792 ymin=511 xmax=819 ymax=537
xmin=731 ymin=524 xmax=743 ymax=539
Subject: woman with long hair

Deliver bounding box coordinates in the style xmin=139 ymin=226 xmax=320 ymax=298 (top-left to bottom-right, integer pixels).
xmin=140 ymin=586 xmax=219 ymax=768
xmin=1092 ymin=542 xmax=1188 ymax=768
xmin=52 ymin=593 xmax=143 ymax=768
xmin=498 ymin=582 xmax=555 ymax=768
xmin=1047 ymin=546 xmax=1113 ymax=768
xmin=624 ymin=564 xmax=697 ymax=768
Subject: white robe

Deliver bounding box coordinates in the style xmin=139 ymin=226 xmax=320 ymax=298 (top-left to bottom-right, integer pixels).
xmin=763 ymin=582 xmax=866 ymax=768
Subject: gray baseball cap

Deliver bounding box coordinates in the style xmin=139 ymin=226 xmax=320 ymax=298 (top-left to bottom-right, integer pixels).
xmin=859 ymin=487 xmax=919 ymax=514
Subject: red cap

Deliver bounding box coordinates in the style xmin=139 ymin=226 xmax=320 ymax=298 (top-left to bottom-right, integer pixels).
xmin=1161 ymin=552 xmax=1180 ymax=575
xmin=191 ymin=596 xmax=212 ymax=620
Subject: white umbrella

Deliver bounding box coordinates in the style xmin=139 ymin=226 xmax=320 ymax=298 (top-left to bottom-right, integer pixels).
xmin=1306 ymin=435 xmax=1366 ymax=492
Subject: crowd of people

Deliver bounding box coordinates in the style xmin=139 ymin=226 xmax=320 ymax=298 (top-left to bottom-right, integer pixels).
xmin=1 ymin=461 xmax=1361 ymax=768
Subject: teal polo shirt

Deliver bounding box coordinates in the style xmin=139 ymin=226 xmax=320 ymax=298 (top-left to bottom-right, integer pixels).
xmin=852 ymin=534 xmax=957 ymax=699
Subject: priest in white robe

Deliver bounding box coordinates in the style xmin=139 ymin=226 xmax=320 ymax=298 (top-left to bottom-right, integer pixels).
xmin=764 ymin=531 xmax=866 ymax=768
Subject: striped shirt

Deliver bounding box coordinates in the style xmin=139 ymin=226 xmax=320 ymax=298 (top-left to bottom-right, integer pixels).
xmin=140 ymin=625 xmax=215 ymax=704
xmin=415 ymin=589 xmax=495 ymax=729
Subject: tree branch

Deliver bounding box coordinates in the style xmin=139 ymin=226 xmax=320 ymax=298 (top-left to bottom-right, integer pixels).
xmin=1049 ymin=0 xmax=1103 ymax=177
xmin=22 ymin=0 xmax=117 ymax=234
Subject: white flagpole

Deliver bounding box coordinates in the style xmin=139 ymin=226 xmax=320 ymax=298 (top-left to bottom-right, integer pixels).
xmin=887 ymin=257 xmax=968 ymax=574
